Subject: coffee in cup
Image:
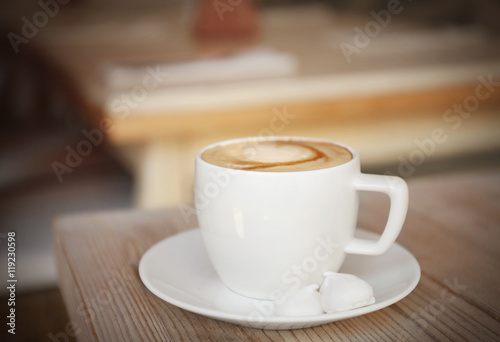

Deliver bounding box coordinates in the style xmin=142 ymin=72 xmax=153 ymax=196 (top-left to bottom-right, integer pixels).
xmin=200 ymin=138 xmax=353 ymax=172
xmin=195 ymin=137 xmax=408 ymax=300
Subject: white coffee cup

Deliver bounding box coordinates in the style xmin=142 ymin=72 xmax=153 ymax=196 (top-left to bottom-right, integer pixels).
xmin=195 ymin=137 xmax=408 ymax=300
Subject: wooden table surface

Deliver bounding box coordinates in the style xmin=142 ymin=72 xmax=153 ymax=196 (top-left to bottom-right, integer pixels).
xmin=53 ymin=167 xmax=500 ymax=341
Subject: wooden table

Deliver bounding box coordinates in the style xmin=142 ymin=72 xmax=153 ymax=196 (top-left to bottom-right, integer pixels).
xmin=53 ymin=167 xmax=500 ymax=341
xmin=4 ymin=2 xmax=500 ymax=207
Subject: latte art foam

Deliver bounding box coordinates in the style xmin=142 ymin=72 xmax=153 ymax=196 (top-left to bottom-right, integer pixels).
xmin=201 ymin=139 xmax=353 ymax=171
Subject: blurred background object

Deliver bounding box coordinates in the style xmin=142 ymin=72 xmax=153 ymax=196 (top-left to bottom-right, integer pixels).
xmin=193 ymin=0 xmax=259 ymax=54
xmin=1 ymin=0 xmax=500 ymax=340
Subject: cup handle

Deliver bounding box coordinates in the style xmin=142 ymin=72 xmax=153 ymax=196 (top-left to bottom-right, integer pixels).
xmin=345 ymin=174 xmax=409 ymax=255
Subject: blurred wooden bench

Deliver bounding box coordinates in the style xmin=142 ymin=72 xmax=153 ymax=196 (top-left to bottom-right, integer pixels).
xmin=12 ymin=3 xmax=500 ymax=207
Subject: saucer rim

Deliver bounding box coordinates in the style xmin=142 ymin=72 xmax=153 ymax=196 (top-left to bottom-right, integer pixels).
xmin=139 ymin=228 xmax=421 ymax=327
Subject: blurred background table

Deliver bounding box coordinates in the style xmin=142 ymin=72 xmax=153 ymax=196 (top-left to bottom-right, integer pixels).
xmin=53 ymin=167 xmax=500 ymax=341
xmin=3 ymin=1 xmax=500 ymax=208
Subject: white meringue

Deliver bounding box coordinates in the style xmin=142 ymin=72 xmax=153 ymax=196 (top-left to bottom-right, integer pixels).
xmin=320 ymin=272 xmax=375 ymax=313
xmin=274 ymin=284 xmax=324 ymax=316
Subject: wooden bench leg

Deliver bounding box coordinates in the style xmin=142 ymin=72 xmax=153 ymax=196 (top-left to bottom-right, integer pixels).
xmin=134 ymin=141 xmax=185 ymax=208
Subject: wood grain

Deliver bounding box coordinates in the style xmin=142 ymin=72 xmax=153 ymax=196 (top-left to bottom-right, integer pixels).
xmin=54 ymin=168 xmax=500 ymax=341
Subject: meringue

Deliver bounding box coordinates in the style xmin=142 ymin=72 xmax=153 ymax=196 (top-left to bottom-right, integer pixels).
xmin=274 ymin=284 xmax=323 ymax=316
xmin=320 ymin=272 xmax=375 ymax=313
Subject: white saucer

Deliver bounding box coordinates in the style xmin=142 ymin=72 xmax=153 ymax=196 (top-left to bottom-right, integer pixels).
xmin=139 ymin=228 xmax=420 ymax=330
